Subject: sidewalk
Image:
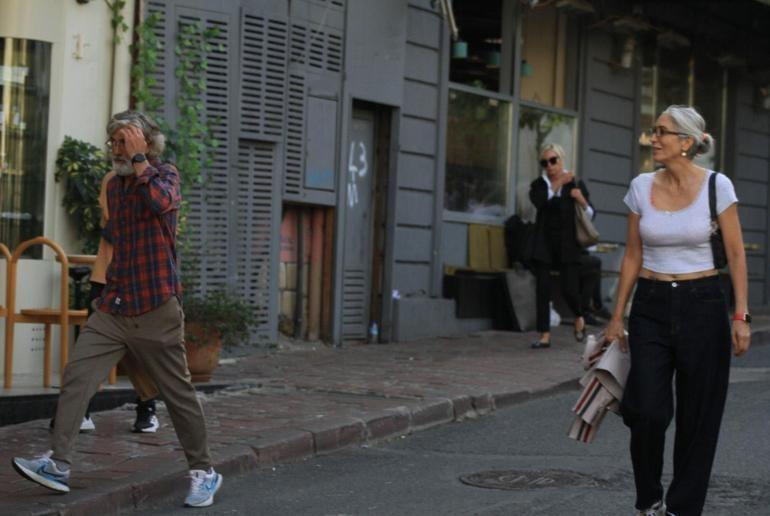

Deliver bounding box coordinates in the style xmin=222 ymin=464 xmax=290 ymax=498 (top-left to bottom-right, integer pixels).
xmin=0 ymin=318 xmax=765 ymax=515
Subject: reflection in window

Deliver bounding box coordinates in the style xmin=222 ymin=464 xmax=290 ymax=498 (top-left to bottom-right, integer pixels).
xmin=693 ymin=57 xmax=723 ymax=171
xmin=0 ymin=38 xmax=51 ymax=256
xmin=637 ymin=50 xmax=724 ymax=173
xmin=444 ymin=89 xmax=511 ymax=217
xmin=449 ymin=0 xmax=502 ymax=92
xmin=519 ymin=3 xmax=577 ymax=109
xmin=516 ymin=106 xmax=576 ymax=222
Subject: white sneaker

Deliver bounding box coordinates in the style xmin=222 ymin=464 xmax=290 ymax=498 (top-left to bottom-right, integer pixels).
xmin=79 ymin=416 xmax=95 ymax=433
xmin=184 ymin=468 xmax=223 ymax=507
xmin=637 ymin=501 xmax=666 ymax=516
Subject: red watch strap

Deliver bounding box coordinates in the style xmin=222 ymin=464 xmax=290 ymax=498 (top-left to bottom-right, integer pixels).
xmin=732 ymin=313 xmax=748 ymax=322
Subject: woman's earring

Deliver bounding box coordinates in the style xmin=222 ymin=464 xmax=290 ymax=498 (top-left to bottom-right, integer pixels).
xmin=681 ymin=149 xmax=687 ymax=157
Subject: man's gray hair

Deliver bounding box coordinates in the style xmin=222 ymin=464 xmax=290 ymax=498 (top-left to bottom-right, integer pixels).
xmin=106 ymin=110 xmax=165 ymax=158
xmin=662 ymin=105 xmax=714 ymax=159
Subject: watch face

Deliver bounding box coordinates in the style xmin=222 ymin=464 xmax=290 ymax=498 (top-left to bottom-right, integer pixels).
xmin=131 ymin=153 xmax=147 ymax=164
xmin=745 ymin=314 xmax=752 ymax=324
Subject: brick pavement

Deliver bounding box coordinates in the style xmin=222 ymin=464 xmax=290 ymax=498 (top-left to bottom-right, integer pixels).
xmin=0 ymin=319 xmax=765 ymax=515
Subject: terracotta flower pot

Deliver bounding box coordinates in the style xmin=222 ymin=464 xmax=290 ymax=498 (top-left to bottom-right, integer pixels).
xmin=184 ymin=322 xmax=222 ymax=382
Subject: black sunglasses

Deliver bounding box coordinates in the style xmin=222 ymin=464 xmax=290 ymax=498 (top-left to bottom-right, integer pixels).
xmin=539 ymin=156 xmax=560 ymax=168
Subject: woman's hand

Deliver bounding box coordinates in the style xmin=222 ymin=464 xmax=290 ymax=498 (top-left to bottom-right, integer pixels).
xmin=605 ymin=318 xmax=628 ymax=352
xmin=570 ymin=187 xmax=588 ymax=208
xmin=732 ymin=320 xmax=751 ymax=357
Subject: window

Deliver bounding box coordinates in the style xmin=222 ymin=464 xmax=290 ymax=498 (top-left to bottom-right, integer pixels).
xmin=0 ymin=38 xmax=51 ymax=256
xmin=444 ymin=89 xmax=512 ymax=218
xmin=638 ymin=48 xmax=725 ymax=173
xmin=519 ymin=3 xmax=579 ymax=109
xmin=515 ymin=106 xmax=576 ymax=221
xmin=449 ymin=0 xmax=503 ymax=92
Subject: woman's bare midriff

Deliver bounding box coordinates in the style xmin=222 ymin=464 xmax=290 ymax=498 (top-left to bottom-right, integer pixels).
xmin=639 ymin=268 xmax=719 ymax=282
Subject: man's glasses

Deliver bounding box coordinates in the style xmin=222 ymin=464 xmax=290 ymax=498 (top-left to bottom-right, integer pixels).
xmin=105 ymin=138 xmax=127 ymax=149
xmin=647 ymin=126 xmax=688 ymax=138
xmin=539 ymin=156 xmax=560 ymax=168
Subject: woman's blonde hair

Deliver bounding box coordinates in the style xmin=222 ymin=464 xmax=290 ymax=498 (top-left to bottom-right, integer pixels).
xmin=539 ymin=142 xmax=567 ymax=167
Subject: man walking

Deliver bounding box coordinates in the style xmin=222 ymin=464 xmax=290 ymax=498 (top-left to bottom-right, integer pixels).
xmin=12 ymin=110 xmax=222 ymax=508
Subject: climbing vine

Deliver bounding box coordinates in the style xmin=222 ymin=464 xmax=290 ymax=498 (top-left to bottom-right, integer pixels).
xmin=170 ymin=20 xmax=221 ymax=192
xmin=105 ymin=0 xmax=129 ymax=44
xmin=130 ymin=11 xmax=163 ymax=116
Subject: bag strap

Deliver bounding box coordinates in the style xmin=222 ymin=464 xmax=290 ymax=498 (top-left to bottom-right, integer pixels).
xmin=708 ymin=171 xmax=718 ymax=222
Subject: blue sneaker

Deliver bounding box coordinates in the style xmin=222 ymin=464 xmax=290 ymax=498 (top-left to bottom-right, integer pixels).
xmin=12 ymin=452 xmax=70 ymax=493
xmin=184 ymin=468 xmax=222 ymax=507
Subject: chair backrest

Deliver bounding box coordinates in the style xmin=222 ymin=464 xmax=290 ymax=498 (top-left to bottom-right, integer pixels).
xmin=0 ymin=243 xmax=10 ymax=317
xmin=6 ymin=237 xmax=71 ymax=326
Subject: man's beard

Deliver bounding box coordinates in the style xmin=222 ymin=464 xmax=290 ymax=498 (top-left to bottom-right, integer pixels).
xmin=113 ymin=158 xmax=134 ymax=177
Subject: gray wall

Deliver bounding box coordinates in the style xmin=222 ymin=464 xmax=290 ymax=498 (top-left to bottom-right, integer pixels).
xmin=391 ymin=0 xmax=444 ymax=297
xmin=729 ymin=78 xmax=770 ymax=307
xmin=578 ymin=30 xmax=638 ymax=249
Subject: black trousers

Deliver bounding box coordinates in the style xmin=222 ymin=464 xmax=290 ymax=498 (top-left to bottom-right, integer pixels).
xmin=578 ymin=253 xmax=602 ymax=313
xmin=534 ymin=233 xmax=582 ymax=332
xmin=621 ymin=276 xmax=731 ymax=515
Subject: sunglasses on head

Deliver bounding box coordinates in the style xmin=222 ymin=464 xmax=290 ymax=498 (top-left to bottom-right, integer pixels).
xmin=539 ymin=156 xmax=560 ymax=168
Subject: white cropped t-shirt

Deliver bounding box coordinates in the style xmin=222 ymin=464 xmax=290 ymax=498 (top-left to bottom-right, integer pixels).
xmin=623 ymin=170 xmax=738 ymax=274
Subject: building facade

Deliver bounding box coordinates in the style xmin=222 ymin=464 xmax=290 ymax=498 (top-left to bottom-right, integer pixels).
xmin=2 ymin=0 xmax=770 ymax=385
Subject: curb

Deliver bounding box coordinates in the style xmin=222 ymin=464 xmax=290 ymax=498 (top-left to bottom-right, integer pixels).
xmin=47 ymin=380 xmax=581 ymax=514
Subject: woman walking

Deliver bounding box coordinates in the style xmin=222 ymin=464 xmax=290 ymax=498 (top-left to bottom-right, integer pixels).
xmin=529 ymin=142 xmax=593 ymax=348
xmin=605 ymin=105 xmax=751 ymax=516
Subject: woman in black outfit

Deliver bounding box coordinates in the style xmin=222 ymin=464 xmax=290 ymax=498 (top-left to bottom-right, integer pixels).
xmin=529 ymin=142 xmax=592 ymax=348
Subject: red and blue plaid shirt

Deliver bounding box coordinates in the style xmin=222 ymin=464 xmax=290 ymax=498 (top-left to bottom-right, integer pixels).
xmin=97 ymin=159 xmax=182 ymax=316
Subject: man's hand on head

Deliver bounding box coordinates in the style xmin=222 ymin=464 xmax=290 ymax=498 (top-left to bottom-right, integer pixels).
xmin=119 ymin=126 xmax=150 ymax=176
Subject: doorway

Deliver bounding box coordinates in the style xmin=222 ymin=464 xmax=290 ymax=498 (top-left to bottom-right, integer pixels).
xmin=341 ymin=103 xmax=391 ymax=342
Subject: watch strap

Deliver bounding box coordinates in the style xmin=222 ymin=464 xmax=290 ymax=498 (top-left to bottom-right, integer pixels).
xmin=732 ymin=313 xmax=751 ymax=323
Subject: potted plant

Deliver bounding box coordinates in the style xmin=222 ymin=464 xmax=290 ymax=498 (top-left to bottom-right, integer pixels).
xmin=182 ymin=290 xmax=257 ymax=382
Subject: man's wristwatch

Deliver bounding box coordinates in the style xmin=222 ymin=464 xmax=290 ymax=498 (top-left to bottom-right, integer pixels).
xmin=732 ymin=312 xmax=752 ymax=324
xmin=131 ymin=153 xmax=147 ymax=165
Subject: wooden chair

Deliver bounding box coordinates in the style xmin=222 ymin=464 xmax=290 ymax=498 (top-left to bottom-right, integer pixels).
xmin=4 ymin=237 xmax=89 ymax=389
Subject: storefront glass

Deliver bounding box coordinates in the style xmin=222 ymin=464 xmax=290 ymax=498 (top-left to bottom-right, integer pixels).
xmin=519 ymin=3 xmax=577 ymax=109
xmin=0 ymin=37 xmax=51 ymax=257
xmin=448 ymin=0 xmax=503 ymax=92
xmin=444 ymin=88 xmax=511 ymax=218
xmin=515 ymin=105 xmax=576 ymax=221
xmin=638 ymin=49 xmax=725 ymax=173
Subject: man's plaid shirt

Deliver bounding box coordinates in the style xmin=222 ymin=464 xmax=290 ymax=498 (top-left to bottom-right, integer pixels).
xmin=97 ymin=158 xmax=182 ymax=316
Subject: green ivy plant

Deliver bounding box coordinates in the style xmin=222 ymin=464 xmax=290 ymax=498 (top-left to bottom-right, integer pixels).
xmin=54 ymin=137 xmax=110 ymax=254
xmin=131 ymin=10 xmax=163 ymax=116
xmin=170 ymin=20 xmax=221 ymax=192
xmin=105 ymin=0 xmax=129 ymax=44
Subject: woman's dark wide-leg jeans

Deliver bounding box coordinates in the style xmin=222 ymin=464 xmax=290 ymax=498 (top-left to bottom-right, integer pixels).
xmin=621 ymin=276 xmax=731 ymax=516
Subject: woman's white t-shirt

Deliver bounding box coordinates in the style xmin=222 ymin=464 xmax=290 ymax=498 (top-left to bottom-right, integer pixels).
xmin=623 ymin=170 xmax=738 ymax=274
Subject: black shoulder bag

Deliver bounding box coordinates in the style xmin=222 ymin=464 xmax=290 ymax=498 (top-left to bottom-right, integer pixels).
xmin=708 ymin=172 xmax=728 ymax=269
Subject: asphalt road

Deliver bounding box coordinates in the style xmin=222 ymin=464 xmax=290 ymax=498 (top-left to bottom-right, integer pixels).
xmin=134 ymin=339 xmax=770 ymax=516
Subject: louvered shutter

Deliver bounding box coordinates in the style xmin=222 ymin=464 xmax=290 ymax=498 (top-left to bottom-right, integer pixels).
xmin=283 ymin=0 xmax=345 ymax=202
xmin=233 ymin=141 xmax=281 ymax=342
xmin=173 ymin=9 xmax=233 ymax=296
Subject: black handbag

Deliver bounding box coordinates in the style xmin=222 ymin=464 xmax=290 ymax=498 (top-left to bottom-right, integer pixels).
xmin=708 ymin=172 xmax=728 ymax=269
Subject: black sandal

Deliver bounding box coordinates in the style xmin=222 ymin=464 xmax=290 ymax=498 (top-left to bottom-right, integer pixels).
xmin=531 ymin=340 xmax=551 ymax=349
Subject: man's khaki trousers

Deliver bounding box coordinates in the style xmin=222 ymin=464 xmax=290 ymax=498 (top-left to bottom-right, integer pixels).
xmin=51 ymin=297 xmax=211 ymax=471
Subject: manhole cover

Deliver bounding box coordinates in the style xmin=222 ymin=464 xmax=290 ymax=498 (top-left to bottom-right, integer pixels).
xmin=459 ymin=470 xmax=607 ymax=491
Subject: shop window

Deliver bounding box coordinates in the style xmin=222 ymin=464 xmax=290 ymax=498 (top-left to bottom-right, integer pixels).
xmin=449 ymin=0 xmax=503 ymax=92
xmin=515 ymin=105 xmax=576 ymax=221
xmin=444 ymin=89 xmax=512 ymax=218
xmin=519 ymin=3 xmax=578 ymax=109
xmin=638 ymin=49 xmax=724 ymax=173
xmin=0 ymin=38 xmax=51 ymax=257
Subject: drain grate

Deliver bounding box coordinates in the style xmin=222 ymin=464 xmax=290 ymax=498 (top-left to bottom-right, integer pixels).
xmin=459 ymin=469 xmax=607 ymax=491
